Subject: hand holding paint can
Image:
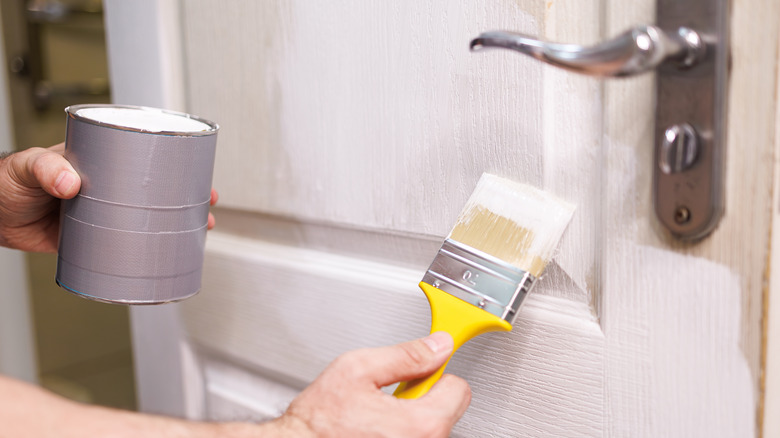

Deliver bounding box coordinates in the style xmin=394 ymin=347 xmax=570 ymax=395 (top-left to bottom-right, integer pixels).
xmin=56 ymin=104 xmax=218 ymax=304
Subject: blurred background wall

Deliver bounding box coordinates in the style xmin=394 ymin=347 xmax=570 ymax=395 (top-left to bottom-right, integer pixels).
xmin=0 ymin=0 xmax=135 ymax=410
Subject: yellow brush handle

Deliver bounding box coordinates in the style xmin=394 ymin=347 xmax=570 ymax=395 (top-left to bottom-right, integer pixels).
xmin=394 ymin=282 xmax=512 ymax=399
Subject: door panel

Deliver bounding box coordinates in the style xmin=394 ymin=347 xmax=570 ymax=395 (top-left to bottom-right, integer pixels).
xmin=187 ymin=229 xmax=603 ymax=436
xmin=103 ymin=0 xmax=779 ymax=436
xmin=180 ymin=0 xmax=599 ymax=303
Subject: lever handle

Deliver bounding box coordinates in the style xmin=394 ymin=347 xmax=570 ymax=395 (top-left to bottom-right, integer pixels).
xmin=470 ymin=25 xmax=704 ymax=77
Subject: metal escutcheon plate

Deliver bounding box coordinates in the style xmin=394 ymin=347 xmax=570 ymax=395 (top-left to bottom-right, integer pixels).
xmin=653 ymin=0 xmax=728 ymax=240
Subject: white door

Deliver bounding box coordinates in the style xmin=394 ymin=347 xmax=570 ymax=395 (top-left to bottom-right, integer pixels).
xmin=104 ymin=0 xmax=780 ymax=436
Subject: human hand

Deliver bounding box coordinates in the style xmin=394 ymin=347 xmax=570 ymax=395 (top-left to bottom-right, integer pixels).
xmin=0 ymin=144 xmax=79 ymax=252
xmin=0 ymin=144 xmax=218 ymax=253
xmin=267 ymin=332 xmax=471 ymax=438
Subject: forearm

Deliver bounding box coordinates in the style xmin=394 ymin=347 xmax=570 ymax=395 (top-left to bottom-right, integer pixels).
xmin=0 ymin=375 xmax=306 ymax=438
xmin=0 ymin=375 xmax=209 ymax=437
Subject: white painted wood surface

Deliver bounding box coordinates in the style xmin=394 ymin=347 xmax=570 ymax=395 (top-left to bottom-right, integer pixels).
xmin=106 ymin=0 xmax=780 ymax=436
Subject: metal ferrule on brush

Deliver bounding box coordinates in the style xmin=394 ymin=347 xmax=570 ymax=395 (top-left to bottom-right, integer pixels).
xmin=421 ymin=238 xmax=536 ymax=324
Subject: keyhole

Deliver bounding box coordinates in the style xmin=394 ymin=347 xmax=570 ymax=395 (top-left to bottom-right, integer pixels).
xmin=674 ymin=206 xmax=691 ymax=224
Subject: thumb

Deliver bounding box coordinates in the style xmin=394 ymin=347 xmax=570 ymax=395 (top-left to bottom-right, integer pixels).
xmin=7 ymin=145 xmax=81 ymax=199
xmin=348 ymin=332 xmax=454 ymax=388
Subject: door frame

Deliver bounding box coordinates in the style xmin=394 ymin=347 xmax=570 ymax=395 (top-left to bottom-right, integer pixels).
xmin=765 ymin=57 xmax=780 ymax=437
xmin=103 ymin=0 xmax=195 ymax=418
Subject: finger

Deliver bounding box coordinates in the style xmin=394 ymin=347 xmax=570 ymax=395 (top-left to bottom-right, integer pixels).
xmin=8 ymin=147 xmax=80 ymax=199
xmin=48 ymin=142 xmax=65 ymax=154
xmin=416 ymin=374 xmax=471 ymax=422
xmin=39 ymin=151 xmax=80 ymax=199
xmin=347 ymin=332 xmax=454 ymax=387
xmin=207 ymin=212 xmax=216 ymax=230
xmin=210 ymin=188 xmax=219 ymax=206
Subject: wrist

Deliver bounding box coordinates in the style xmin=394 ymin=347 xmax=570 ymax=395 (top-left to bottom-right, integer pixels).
xmin=212 ymin=414 xmax=315 ymax=438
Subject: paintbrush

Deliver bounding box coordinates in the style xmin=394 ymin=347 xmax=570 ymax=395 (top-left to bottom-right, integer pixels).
xmin=394 ymin=173 xmax=575 ymax=399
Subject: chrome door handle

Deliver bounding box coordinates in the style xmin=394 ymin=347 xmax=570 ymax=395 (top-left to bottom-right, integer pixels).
xmin=470 ymin=26 xmax=704 ymax=77
xmin=470 ymin=0 xmax=729 ymax=241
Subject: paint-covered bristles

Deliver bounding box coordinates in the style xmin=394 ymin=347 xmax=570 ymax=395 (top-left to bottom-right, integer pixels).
xmin=448 ymin=174 xmax=575 ymax=277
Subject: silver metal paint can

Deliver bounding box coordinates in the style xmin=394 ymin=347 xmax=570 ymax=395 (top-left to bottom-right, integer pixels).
xmin=56 ymin=104 xmax=219 ymax=304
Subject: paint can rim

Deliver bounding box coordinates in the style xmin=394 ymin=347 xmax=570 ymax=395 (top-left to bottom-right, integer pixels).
xmin=65 ymin=104 xmax=219 ymax=137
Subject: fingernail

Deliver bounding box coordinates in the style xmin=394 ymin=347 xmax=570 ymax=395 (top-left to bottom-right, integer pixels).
xmin=421 ymin=332 xmax=453 ymax=354
xmin=55 ymin=171 xmax=77 ymax=197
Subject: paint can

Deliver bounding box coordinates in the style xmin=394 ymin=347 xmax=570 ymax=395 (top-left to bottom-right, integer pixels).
xmin=55 ymin=104 xmax=219 ymax=304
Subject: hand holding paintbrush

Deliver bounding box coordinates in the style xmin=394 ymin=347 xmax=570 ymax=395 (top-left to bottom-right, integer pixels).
xmin=395 ymin=173 xmax=575 ymax=399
